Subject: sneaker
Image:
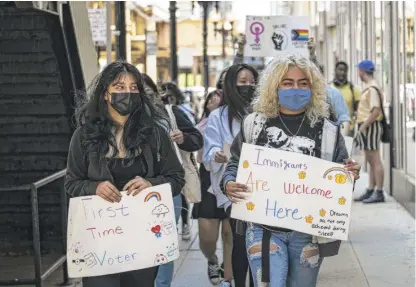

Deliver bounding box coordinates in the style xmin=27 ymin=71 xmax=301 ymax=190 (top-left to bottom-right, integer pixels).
xmin=182 ymin=224 xmax=191 ymax=241
xmin=354 ymin=189 xmax=373 ymax=202
xmin=362 ymin=190 xmax=385 ymax=204
xmin=219 ymin=280 xmax=232 ymax=287
xmin=208 ymin=260 xmax=221 ymax=285
xmin=219 ymin=262 xmax=224 ymax=279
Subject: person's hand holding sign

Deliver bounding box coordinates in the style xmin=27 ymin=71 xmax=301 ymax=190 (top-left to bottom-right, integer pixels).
xmin=96 ymin=181 xmax=122 ymax=203
xmin=344 ymin=158 xmax=361 ymax=180
xmin=124 ymin=176 xmax=153 ymax=196
xmin=225 ymin=181 xmax=249 ymax=203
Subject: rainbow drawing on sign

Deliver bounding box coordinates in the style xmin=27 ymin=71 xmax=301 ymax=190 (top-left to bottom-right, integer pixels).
xmin=291 ymin=29 xmax=309 ymax=41
xmin=322 ymin=168 xmax=353 ymax=184
xmin=144 ymin=192 xmax=162 ymax=202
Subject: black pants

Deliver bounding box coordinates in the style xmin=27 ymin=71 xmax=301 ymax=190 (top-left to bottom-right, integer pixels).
xmin=82 ymin=266 xmax=158 ymax=287
xmin=181 ymin=194 xmax=188 ymax=225
xmin=231 ymin=219 xmax=254 ymax=287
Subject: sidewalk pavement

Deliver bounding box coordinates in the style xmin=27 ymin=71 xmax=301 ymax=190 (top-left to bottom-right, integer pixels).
xmin=1 ymin=173 xmax=413 ymax=287
xmin=172 ymin=172 xmax=415 ymax=287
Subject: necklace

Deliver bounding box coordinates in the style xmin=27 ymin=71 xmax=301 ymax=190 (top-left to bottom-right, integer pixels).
xmin=278 ymin=113 xmax=306 ymax=141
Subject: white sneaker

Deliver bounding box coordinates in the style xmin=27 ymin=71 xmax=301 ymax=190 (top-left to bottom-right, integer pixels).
xmin=182 ymin=224 xmax=191 ymax=241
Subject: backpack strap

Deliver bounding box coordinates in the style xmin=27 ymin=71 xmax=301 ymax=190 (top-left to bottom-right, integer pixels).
xmin=165 ymin=105 xmax=178 ymax=131
xmin=365 ymin=86 xmax=386 ymax=121
xmin=349 ymin=82 xmax=358 ymax=113
xmin=164 ymin=105 xmax=183 ymax=164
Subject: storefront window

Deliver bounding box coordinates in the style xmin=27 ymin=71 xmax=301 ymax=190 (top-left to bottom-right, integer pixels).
xmin=405 ymin=2 xmax=416 ymax=178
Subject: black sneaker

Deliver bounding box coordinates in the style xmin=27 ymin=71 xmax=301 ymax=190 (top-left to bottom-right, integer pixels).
xmin=354 ymin=189 xmax=374 ymax=201
xmin=219 ymin=262 xmax=224 ymax=279
xmin=208 ymin=260 xmax=221 ymax=285
xmin=363 ymin=190 xmax=385 ymax=204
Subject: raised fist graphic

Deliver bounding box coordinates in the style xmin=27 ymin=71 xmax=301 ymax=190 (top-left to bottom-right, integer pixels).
xmin=272 ymin=32 xmax=284 ymax=51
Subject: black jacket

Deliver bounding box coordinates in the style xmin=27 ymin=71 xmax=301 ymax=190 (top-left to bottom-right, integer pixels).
xmin=64 ymin=125 xmax=185 ymax=198
xmin=171 ymin=106 xmax=203 ymax=152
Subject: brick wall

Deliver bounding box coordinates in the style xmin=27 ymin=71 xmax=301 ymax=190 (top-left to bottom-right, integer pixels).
xmin=0 ymin=7 xmax=76 ymax=255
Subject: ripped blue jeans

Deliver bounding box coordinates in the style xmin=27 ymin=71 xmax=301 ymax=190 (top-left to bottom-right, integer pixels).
xmin=246 ymin=225 xmax=322 ymax=287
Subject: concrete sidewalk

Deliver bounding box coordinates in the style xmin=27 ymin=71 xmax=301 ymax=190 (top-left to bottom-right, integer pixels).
xmin=172 ymin=173 xmax=415 ymax=287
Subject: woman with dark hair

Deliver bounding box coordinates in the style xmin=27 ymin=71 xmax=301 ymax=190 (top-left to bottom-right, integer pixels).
xmin=192 ymin=90 xmax=232 ymax=286
xmin=160 ymin=82 xmax=197 ymax=125
xmin=216 ymin=68 xmax=229 ymax=90
xmin=142 ymin=75 xmax=203 ymax=287
xmin=142 ymin=73 xmax=160 ymax=101
xmin=65 ymin=61 xmax=185 ymax=287
xmin=158 ymin=82 xmax=199 ymax=244
xmin=203 ymin=63 xmax=258 ymax=287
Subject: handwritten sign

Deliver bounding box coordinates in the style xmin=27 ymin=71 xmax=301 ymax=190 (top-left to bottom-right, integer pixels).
xmin=244 ymin=15 xmax=309 ymax=57
xmin=87 ymin=8 xmax=106 ymax=46
xmin=231 ymin=144 xmax=353 ymax=240
xmin=67 ymin=184 xmax=179 ymax=278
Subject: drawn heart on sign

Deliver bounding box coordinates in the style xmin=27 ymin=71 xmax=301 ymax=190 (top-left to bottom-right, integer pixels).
xmin=151 ymin=225 xmax=161 ymax=234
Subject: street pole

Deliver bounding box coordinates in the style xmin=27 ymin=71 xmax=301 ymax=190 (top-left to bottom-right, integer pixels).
xmin=115 ymin=1 xmax=126 ymax=60
xmin=106 ymin=1 xmax=112 ymax=64
xmin=201 ymin=1 xmax=210 ymax=93
xmin=169 ymin=1 xmax=178 ymax=83
xmin=222 ymin=26 xmax=226 ymax=59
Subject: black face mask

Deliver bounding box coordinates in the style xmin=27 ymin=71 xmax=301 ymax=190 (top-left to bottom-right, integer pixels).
xmin=110 ymin=92 xmax=142 ymax=116
xmin=237 ymin=85 xmax=256 ymax=103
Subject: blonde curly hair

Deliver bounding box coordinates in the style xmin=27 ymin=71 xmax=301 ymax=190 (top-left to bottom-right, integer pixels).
xmin=253 ymin=54 xmax=329 ymax=127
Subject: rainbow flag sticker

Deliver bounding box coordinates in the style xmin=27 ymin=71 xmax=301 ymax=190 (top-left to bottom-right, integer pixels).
xmin=291 ymin=29 xmax=309 ymax=41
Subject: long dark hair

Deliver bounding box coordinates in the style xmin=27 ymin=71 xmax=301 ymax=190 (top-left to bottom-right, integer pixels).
xmin=221 ymin=63 xmax=259 ymax=133
xmin=75 ymin=61 xmax=167 ymax=166
xmin=160 ymin=82 xmax=185 ymax=105
xmin=216 ymin=68 xmax=229 ymax=90
xmin=201 ymin=90 xmax=221 ymax=120
xmin=142 ymin=73 xmax=159 ymax=94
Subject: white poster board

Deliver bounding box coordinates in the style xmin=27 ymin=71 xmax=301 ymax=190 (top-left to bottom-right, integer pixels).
xmin=67 ymin=184 xmax=179 ymax=278
xmin=231 ymin=144 xmax=353 ymax=241
xmin=244 ymin=16 xmax=309 ymax=57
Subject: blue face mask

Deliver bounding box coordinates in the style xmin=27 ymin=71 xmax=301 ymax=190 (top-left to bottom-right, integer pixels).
xmin=278 ymin=89 xmax=312 ymax=111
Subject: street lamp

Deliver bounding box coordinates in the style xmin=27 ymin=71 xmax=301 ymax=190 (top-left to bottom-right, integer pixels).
xmin=169 ymin=1 xmax=178 ymax=83
xmin=192 ymin=1 xmax=217 ymax=93
xmin=115 ymin=1 xmax=126 ymax=60
xmin=213 ymin=19 xmax=234 ymax=58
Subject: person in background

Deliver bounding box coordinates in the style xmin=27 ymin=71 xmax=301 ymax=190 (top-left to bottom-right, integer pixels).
xmin=354 ymin=60 xmax=386 ymax=204
xmin=216 ymin=68 xmax=229 ymax=90
xmin=308 ymin=38 xmax=351 ymax=134
xmin=159 ymin=82 xmax=200 ymax=242
xmin=327 ymin=85 xmax=352 ymax=126
xmin=215 ymin=33 xmax=247 ymax=92
xmin=192 ymin=90 xmax=233 ymax=285
xmin=331 ymin=61 xmax=361 ymax=135
xmin=143 ymin=75 xmax=203 ymax=287
xmin=221 ymin=54 xmax=361 ymax=287
xmin=203 ymin=63 xmax=258 ymax=287
xmin=65 ymin=62 xmax=185 ymax=287
xmin=161 ymin=82 xmax=197 ymax=125
xmin=234 ymin=34 xmax=350 ymax=129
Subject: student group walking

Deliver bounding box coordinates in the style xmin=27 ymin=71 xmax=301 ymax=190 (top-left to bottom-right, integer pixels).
xmin=65 ymin=36 xmax=394 ymax=287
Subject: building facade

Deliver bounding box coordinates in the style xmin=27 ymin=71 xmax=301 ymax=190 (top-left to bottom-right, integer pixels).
xmin=305 ymin=1 xmax=415 ymax=215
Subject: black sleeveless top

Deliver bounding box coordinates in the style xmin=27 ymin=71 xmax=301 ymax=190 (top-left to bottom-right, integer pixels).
xmin=110 ymin=154 xmax=148 ymax=191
